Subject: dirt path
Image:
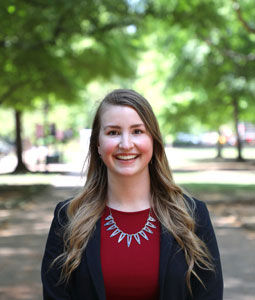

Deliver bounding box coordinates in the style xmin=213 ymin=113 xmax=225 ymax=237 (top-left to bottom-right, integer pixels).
xmin=0 ymin=185 xmax=255 ymax=300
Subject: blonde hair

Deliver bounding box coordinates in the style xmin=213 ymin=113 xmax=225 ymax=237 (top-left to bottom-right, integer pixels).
xmin=53 ymin=89 xmax=214 ymax=294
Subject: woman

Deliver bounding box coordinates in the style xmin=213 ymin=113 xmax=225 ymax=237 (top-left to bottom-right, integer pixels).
xmin=41 ymin=89 xmax=223 ymax=299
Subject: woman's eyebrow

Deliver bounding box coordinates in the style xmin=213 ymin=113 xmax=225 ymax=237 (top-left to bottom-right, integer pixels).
xmin=103 ymin=124 xmax=144 ymax=130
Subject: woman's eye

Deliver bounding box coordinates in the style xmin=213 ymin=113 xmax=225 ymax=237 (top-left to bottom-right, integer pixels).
xmin=133 ymin=129 xmax=142 ymax=134
xmin=108 ymin=130 xmax=119 ymax=136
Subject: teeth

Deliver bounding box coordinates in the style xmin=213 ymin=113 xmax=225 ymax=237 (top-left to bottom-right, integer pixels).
xmin=116 ymin=155 xmax=137 ymax=160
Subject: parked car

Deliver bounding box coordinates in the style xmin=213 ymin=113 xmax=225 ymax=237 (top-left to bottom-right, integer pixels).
xmin=172 ymin=133 xmax=201 ymax=146
xmin=172 ymin=132 xmax=218 ymax=147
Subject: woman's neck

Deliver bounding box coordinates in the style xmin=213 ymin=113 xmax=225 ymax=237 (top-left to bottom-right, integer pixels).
xmin=106 ymin=171 xmax=151 ymax=212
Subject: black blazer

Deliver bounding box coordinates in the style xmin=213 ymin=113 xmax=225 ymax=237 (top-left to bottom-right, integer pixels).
xmin=41 ymin=196 xmax=223 ymax=299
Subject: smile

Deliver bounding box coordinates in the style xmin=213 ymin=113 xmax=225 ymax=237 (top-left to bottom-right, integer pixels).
xmin=115 ymin=154 xmax=139 ymax=160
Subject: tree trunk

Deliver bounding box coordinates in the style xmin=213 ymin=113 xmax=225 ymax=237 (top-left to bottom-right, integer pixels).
xmin=233 ymin=97 xmax=244 ymax=161
xmin=13 ymin=109 xmax=29 ymax=173
xmin=216 ymin=128 xmax=223 ymax=158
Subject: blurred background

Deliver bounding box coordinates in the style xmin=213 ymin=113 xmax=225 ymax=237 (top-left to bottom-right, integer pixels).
xmin=0 ymin=0 xmax=255 ymax=299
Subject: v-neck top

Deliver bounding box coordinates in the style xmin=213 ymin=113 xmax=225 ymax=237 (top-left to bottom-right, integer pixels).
xmin=100 ymin=206 xmax=160 ymax=300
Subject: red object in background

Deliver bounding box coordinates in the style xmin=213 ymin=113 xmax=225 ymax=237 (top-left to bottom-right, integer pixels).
xmin=56 ymin=130 xmax=64 ymax=141
xmin=35 ymin=124 xmax=44 ymax=138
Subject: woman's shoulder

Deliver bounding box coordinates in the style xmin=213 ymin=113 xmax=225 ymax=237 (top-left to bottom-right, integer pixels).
xmin=53 ymin=198 xmax=73 ymax=227
xmin=55 ymin=198 xmax=72 ymax=211
xmin=183 ymin=193 xmax=214 ymax=237
xmin=183 ymin=193 xmax=209 ymax=217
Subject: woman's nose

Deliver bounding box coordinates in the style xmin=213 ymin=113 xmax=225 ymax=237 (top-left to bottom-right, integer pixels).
xmin=119 ymin=133 xmax=133 ymax=150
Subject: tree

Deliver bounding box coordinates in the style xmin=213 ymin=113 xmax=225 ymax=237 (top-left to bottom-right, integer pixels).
xmin=0 ymin=0 xmax=150 ymax=172
xmin=148 ymin=0 xmax=255 ymax=160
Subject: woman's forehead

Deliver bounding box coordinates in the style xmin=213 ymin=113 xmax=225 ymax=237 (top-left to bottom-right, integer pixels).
xmin=100 ymin=104 xmax=143 ymax=124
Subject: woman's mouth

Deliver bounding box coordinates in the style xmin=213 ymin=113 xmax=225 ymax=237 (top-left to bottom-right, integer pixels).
xmin=115 ymin=154 xmax=139 ymax=161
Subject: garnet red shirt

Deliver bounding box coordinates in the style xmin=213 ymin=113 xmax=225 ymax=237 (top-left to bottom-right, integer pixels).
xmin=100 ymin=206 xmax=160 ymax=300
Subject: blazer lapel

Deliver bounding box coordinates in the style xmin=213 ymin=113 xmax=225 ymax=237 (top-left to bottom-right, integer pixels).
xmin=86 ymin=218 xmax=106 ymax=300
xmin=159 ymin=224 xmax=174 ymax=300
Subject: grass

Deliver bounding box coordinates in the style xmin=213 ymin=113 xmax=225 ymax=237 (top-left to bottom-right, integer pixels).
xmin=173 ymin=170 xmax=254 ymax=185
xmin=166 ymin=145 xmax=255 ymax=162
xmin=0 ymin=184 xmax=49 ymax=209
xmin=181 ymin=183 xmax=255 ymax=193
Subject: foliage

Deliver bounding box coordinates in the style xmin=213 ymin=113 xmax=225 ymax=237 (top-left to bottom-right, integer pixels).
xmin=1 ymin=0 xmax=255 ymax=165
xmin=149 ymin=0 xmax=255 ymax=139
xmin=0 ymin=0 xmax=153 ymax=171
xmin=0 ymin=0 xmax=149 ymax=110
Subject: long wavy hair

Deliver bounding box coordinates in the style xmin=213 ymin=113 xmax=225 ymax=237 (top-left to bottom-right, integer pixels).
xmin=54 ymin=89 xmax=214 ymax=294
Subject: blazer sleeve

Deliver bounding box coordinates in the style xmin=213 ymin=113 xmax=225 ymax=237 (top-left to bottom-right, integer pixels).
xmin=41 ymin=201 xmax=71 ymax=300
xmin=189 ymin=199 xmax=224 ymax=300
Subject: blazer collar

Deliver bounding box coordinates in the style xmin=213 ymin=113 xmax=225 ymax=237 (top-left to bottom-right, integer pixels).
xmin=159 ymin=224 xmax=174 ymax=300
xmin=86 ymin=217 xmax=174 ymax=300
xmin=86 ymin=218 xmax=106 ymax=300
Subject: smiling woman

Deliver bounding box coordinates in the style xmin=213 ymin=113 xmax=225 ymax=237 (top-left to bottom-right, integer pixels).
xmin=41 ymin=89 xmax=223 ymax=300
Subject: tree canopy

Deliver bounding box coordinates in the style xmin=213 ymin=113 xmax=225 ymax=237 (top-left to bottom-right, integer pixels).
xmin=0 ymin=0 xmax=152 ymax=171
xmin=152 ymin=0 xmax=255 ymax=159
xmin=0 ymin=0 xmax=151 ymax=110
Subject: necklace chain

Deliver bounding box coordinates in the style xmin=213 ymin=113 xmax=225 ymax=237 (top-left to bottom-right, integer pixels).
xmin=104 ymin=207 xmax=157 ymax=247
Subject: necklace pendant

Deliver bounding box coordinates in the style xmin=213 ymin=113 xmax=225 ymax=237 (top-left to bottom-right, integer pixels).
xmin=148 ymin=216 xmax=156 ymax=222
xmin=144 ymin=226 xmax=153 ymax=234
xmin=146 ymin=221 xmax=156 ymax=229
xmin=127 ymin=235 xmax=132 ymax=247
xmin=134 ymin=233 xmax=141 ymax=244
xmin=106 ymin=224 xmax=117 ymax=231
xmin=139 ymin=230 xmax=149 ymax=240
xmin=104 ymin=219 xmax=114 ymax=226
xmin=118 ymin=232 xmax=126 ymax=243
xmin=110 ymin=229 xmax=121 ymax=237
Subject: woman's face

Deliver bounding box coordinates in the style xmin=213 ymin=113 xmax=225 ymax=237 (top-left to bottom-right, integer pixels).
xmin=98 ymin=105 xmax=153 ymax=178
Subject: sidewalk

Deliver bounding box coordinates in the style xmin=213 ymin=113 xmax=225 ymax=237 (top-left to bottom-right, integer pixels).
xmin=0 ymin=184 xmax=255 ymax=299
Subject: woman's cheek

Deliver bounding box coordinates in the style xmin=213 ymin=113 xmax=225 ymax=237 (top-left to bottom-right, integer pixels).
xmin=101 ymin=138 xmax=118 ymax=155
xmin=136 ymin=136 xmax=153 ymax=153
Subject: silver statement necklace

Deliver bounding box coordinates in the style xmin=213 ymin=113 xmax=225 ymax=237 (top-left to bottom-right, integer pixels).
xmin=104 ymin=207 xmax=157 ymax=247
